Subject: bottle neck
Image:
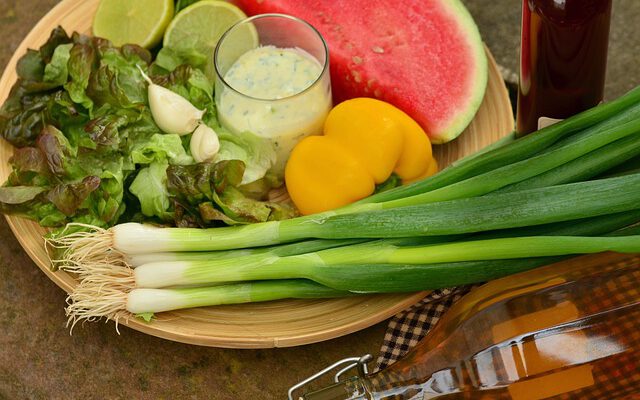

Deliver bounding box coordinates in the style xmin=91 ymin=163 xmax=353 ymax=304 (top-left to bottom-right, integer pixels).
xmin=299 ymin=376 xmax=372 ymax=400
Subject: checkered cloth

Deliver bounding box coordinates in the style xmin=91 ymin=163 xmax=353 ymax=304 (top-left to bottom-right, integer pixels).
xmin=373 ymin=256 xmax=640 ymax=398
xmin=375 ymin=286 xmax=473 ymax=371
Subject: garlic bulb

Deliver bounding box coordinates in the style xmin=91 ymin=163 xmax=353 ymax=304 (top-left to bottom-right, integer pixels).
xmin=138 ymin=65 xmax=205 ymax=136
xmin=190 ymin=123 xmax=220 ymax=163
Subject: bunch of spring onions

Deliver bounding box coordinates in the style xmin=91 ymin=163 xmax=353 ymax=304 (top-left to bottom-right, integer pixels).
xmin=50 ymin=85 xmax=640 ymax=329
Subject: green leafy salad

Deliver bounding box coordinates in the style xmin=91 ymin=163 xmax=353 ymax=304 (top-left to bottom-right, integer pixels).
xmin=0 ymin=27 xmax=296 ymax=229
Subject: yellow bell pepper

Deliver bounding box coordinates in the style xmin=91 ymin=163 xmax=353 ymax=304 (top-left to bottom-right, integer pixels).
xmin=285 ymin=98 xmax=438 ymax=215
xmin=324 ymin=98 xmax=405 ymax=184
xmin=285 ymin=136 xmax=375 ymax=216
xmin=403 ymin=157 xmax=439 ymax=184
xmin=394 ymin=114 xmax=434 ymax=182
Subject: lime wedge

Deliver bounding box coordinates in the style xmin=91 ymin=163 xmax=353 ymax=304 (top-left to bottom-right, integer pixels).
xmin=93 ymin=0 xmax=174 ymax=48
xmin=163 ymin=1 xmax=257 ymax=60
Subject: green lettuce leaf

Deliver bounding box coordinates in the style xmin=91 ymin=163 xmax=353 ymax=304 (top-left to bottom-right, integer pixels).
xmin=0 ymin=91 xmax=54 ymax=147
xmin=129 ymin=160 xmax=171 ymax=220
xmin=36 ymin=125 xmax=76 ymax=176
xmin=1 ymin=28 xmax=75 ymax=147
xmin=0 ymin=186 xmax=46 ymax=204
xmin=43 ymin=43 xmax=73 ymax=85
xmin=94 ymin=45 xmax=150 ymax=107
xmin=48 ymin=91 xmax=91 ymax=138
xmin=136 ymin=312 xmax=155 ymax=322
xmin=153 ymin=46 xmax=208 ymax=74
xmin=216 ymin=129 xmax=277 ymax=185
xmin=40 ymin=26 xmax=74 ymax=64
xmin=131 ymin=133 xmax=193 ymax=165
xmin=46 ymin=176 xmax=101 ymax=216
xmin=64 ymin=43 xmax=97 ymax=111
xmin=166 ymin=160 xmax=296 ymax=226
xmin=16 ymin=26 xmax=71 ymax=83
xmin=0 ymin=177 xmax=102 ymax=227
xmin=17 ymin=50 xmax=46 ymax=82
xmin=87 ymin=47 xmax=150 ymax=109
xmin=0 ymin=200 xmax=67 ymax=227
xmin=8 ymin=147 xmax=50 ymax=185
xmin=93 ymin=167 xmax=126 ymax=225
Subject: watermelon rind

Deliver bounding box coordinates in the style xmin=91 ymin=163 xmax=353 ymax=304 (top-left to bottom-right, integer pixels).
xmin=431 ymin=0 xmax=488 ymax=144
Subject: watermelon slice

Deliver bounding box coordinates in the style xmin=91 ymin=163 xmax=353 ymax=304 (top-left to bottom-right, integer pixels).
xmin=230 ymin=0 xmax=488 ymax=144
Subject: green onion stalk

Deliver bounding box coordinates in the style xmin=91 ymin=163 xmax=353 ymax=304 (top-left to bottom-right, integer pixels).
xmin=49 ymin=173 xmax=640 ymax=261
xmin=64 ymin=231 xmax=640 ymax=326
xmin=63 ymin=208 xmax=640 ymax=326
xmin=317 ymin=223 xmax=640 ymax=293
xmin=496 ymin=133 xmax=640 ymax=193
xmin=66 ymin=279 xmax=350 ymax=332
xmin=128 ymin=235 xmax=640 ymax=288
xmin=124 ymin=208 xmax=640 ymax=266
xmin=124 ymin=237 xmax=452 ymax=267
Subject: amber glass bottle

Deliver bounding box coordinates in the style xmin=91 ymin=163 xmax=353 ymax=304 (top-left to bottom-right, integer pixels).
xmin=516 ymin=0 xmax=612 ymax=136
xmin=292 ymin=254 xmax=640 ymax=399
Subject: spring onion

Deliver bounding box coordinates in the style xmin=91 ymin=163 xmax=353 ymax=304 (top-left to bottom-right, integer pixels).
xmin=127 ymin=235 xmax=640 ymax=288
xmin=126 ymin=208 xmax=640 ymax=269
xmin=64 ymin=211 xmax=640 ymax=325
xmin=66 ymin=279 xmax=349 ymax=331
xmin=302 ymin=173 xmax=640 ymax=240
xmin=497 ymin=133 xmax=640 ymax=193
xmin=125 ymin=238 xmax=369 ymax=267
xmin=312 ymin=222 xmax=640 ymax=293
xmin=50 ymin=173 xmax=640 ymax=261
xmin=480 ymin=209 xmax=640 ymax=239
xmin=597 ymin=153 xmax=640 ymax=178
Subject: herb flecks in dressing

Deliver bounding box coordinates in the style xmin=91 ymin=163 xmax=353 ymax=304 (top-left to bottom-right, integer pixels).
xmin=224 ymin=46 xmax=321 ymax=99
xmin=218 ymin=46 xmax=332 ymax=179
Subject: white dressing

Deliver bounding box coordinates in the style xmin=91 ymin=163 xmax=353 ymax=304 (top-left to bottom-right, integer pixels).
xmin=217 ymin=46 xmax=332 ymax=178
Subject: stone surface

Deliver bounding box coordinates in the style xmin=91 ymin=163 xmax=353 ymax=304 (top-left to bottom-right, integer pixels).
xmin=1 ymin=1 xmax=640 ymax=399
xmin=462 ymin=0 xmax=640 ymax=100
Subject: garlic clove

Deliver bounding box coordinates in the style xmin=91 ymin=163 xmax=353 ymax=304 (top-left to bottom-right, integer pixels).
xmin=137 ymin=64 xmax=205 ymax=136
xmin=148 ymin=84 xmax=205 ymax=136
xmin=190 ymin=124 xmax=221 ymax=163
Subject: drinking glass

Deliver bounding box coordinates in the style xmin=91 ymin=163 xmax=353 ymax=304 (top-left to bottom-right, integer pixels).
xmin=214 ymin=14 xmax=332 ymax=178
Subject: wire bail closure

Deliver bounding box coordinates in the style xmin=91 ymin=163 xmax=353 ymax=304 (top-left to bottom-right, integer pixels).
xmin=288 ymin=354 xmax=373 ymax=400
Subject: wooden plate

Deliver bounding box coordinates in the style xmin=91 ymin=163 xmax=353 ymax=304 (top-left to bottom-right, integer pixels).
xmin=0 ymin=0 xmax=514 ymax=348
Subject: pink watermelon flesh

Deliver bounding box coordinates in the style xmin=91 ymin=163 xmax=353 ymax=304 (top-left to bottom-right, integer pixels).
xmin=230 ymin=0 xmax=488 ymax=144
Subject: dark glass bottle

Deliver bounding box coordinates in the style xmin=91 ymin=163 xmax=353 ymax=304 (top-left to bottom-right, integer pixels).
xmin=516 ymin=0 xmax=612 ymax=136
xmin=291 ymin=254 xmax=640 ymax=399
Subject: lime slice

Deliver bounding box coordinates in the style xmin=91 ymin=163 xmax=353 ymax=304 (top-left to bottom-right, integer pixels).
xmin=163 ymin=1 xmax=257 ymax=59
xmin=93 ymin=0 xmax=174 ymax=48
